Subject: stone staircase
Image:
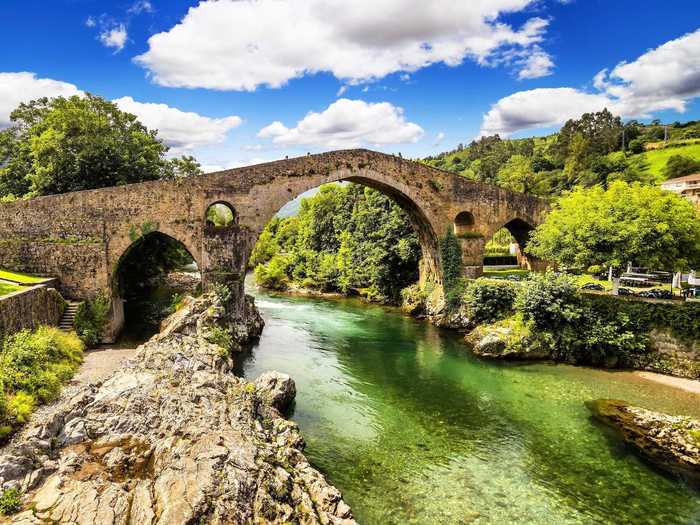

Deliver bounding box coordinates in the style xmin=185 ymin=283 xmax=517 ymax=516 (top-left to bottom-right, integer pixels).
xmin=59 ymin=301 xmax=82 ymax=332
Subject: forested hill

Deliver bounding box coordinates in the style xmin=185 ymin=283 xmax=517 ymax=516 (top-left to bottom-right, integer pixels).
xmin=422 ymin=111 xmax=700 ymax=198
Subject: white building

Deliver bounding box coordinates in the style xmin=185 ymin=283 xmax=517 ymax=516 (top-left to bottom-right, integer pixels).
xmin=661 ymin=173 xmax=700 ymax=208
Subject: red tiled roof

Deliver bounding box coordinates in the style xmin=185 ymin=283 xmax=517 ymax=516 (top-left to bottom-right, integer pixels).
xmin=662 ymin=173 xmax=700 ymax=184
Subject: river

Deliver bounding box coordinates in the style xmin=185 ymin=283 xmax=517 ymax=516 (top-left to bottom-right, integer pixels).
xmin=238 ymin=284 xmax=700 ymax=524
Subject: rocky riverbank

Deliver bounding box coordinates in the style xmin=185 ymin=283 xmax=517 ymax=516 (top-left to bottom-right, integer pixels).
xmin=0 ymin=292 xmax=355 ymax=524
xmin=587 ymin=399 xmax=700 ymax=486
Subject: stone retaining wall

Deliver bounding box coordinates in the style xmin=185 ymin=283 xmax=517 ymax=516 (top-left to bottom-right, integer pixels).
xmin=632 ymin=329 xmax=700 ymax=379
xmin=0 ymin=286 xmax=66 ymax=336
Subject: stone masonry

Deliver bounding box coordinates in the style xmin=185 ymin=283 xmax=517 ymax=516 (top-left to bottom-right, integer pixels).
xmin=0 ymin=149 xmax=548 ymax=335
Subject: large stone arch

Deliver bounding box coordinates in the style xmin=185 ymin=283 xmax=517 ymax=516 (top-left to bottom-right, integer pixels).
xmin=246 ymin=167 xmax=443 ymax=285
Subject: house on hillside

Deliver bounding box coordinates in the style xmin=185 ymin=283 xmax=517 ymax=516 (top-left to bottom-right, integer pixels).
xmin=661 ymin=173 xmax=700 ymax=208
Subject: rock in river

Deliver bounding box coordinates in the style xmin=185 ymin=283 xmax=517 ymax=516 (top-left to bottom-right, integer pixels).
xmin=587 ymin=399 xmax=700 ymax=486
xmin=0 ymin=292 xmax=356 ymax=524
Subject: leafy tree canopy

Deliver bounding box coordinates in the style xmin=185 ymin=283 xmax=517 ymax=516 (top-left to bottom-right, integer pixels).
xmin=0 ymin=94 xmax=201 ymax=199
xmin=526 ymin=181 xmax=700 ymax=271
xmin=252 ymin=183 xmax=421 ymax=303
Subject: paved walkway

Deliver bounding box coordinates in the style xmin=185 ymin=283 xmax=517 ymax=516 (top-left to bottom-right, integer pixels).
xmin=73 ymin=346 xmax=140 ymax=385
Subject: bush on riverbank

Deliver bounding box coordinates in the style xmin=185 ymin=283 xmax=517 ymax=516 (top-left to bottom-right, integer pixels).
xmin=0 ymin=326 xmax=83 ymax=439
xmin=430 ymin=272 xmax=699 ymax=369
xmin=461 ymin=279 xmax=517 ymax=323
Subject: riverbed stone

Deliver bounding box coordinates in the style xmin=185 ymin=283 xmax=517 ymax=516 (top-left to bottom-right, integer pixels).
xmin=587 ymin=399 xmax=700 ymax=485
xmin=0 ymin=292 xmax=356 ymax=524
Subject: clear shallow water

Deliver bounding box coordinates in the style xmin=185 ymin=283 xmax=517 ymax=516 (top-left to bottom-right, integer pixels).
xmin=239 ymin=285 xmax=700 ymax=525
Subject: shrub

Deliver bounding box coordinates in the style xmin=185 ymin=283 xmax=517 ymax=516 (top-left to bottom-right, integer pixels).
xmin=514 ymin=272 xmax=581 ymax=330
xmin=462 ymin=280 xmax=517 ymax=323
xmin=0 ymin=327 xmax=83 ymax=439
xmin=206 ymin=325 xmax=234 ymax=353
xmin=254 ymin=255 xmax=291 ymax=290
xmin=74 ymin=291 xmax=110 ymax=347
xmin=0 ymin=487 xmax=22 ymax=515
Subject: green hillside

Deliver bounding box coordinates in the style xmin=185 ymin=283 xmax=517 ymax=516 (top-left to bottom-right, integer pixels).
xmin=424 ymin=113 xmax=700 ymax=198
xmin=638 ymin=141 xmax=700 ymax=180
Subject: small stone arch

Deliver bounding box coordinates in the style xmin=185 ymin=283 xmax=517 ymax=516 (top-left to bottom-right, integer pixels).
xmin=453 ymin=211 xmax=475 ymax=236
xmin=205 ymin=201 xmax=237 ymax=228
xmin=488 ymin=217 xmax=546 ymax=271
xmin=108 ymin=230 xmax=201 ymax=341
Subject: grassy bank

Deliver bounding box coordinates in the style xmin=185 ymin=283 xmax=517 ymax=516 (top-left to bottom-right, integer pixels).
xmin=0 ymin=269 xmax=51 ymax=285
xmin=0 ymin=326 xmax=84 ymax=439
xmin=0 ymin=283 xmax=21 ymax=298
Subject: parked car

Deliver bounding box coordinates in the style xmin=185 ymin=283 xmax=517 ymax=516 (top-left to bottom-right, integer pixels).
xmin=617 ymin=287 xmax=635 ymax=296
xmin=638 ymin=288 xmax=673 ymax=300
xmin=581 ymin=283 xmax=604 ymax=291
xmin=682 ymin=287 xmax=700 ymax=299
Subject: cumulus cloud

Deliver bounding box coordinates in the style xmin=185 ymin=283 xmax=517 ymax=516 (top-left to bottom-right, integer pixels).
xmin=113 ymin=96 xmax=242 ymax=153
xmin=135 ymin=0 xmax=552 ymax=91
xmin=99 ymin=24 xmax=128 ymax=52
xmin=258 ymin=99 xmax=424 ymax=149
xmin=480 ymin=28 xmax=700 ymax=136
xmin=0 ymin=72 xmax=243 ymax=153
xmin=480 ymin=88 xmax=610 ymax=136
xmin=0 ymin=72 xmax=82 ymax=128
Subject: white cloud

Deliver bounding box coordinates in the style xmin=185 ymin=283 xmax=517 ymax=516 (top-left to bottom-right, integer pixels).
xmin=516 ymin=48 xmax=554 ymax=79
xmin=257 ymin=98 xmax=424 ymax=149
xmin=99 ymin=24 xmax=128 ymax=52
xmin=480 ymin=28 xmax=700 ymax=136
xmin=113 ymin=96 xmax=242 ymax=153
xmin=85 ymin=16 xmax=96 ymax=28
xmin=480 ymin=88 xmax=610 ymax=136
xmin=128 ymin=0 xmax=153 ymax=15
xmin=0 ymin=72 xmax=82 ymax=128
xmin=135 ymin=0 xmax=551 ymax=91
xmin=336 ymin=85 xmax=348 ymax=97
xmin=432 ymin=132 xmax=446 ymax=147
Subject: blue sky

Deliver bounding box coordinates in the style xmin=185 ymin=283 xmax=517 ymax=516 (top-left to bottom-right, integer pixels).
xmin=1 ymin=0 xmax=700 ymax=171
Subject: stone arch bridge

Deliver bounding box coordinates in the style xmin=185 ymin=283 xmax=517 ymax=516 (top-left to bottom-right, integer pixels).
xmin=0 ymin=149 xmax=548 ymax=337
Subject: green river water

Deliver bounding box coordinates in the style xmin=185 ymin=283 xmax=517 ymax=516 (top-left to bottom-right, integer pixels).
xmin=238 ymin=285 xmax=700 ymax=524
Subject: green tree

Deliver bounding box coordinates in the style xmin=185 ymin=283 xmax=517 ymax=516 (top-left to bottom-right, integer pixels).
xmin=527 ymin=181 xmax=700 ymax=271
xmin=496 ymin=154 xmax=538 ymax=194
xmin=555 ymin=108 xmax=623 ymax=163
xmin=663 ymin=155 xmax=700 ymax=180
xmin=164 ymin=155 xmax=204 ymax=179
xmin=252 ymin=183 xmax=421 ymax=303
xmin=0 ymin=94 xmax=171 ymax=198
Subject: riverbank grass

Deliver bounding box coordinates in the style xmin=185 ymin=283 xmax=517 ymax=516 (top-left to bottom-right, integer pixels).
xmin=0 ymin=327 xmax=84 ymax=439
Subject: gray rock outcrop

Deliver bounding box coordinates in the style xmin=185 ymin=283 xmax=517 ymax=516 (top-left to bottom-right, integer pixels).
xmin=587 ymin=399 xmax=700 ymax=486
xmin=0 ymin=292 xmax=355 ymax=524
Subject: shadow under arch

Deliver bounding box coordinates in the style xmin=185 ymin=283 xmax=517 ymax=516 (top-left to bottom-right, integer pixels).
xmin=110 ymin=230 xmax=201 ymax=342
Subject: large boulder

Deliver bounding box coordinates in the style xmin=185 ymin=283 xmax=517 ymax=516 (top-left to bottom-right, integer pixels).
xmin=0 ymin=293 xmax=355 ymax=524
xmin=587 ymin=399 xmax=700 ymax=485
xmin=464 ymin=318 xmax=553 ymax=360
xmin=255 ymin=371 xmax=297 ymax=415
